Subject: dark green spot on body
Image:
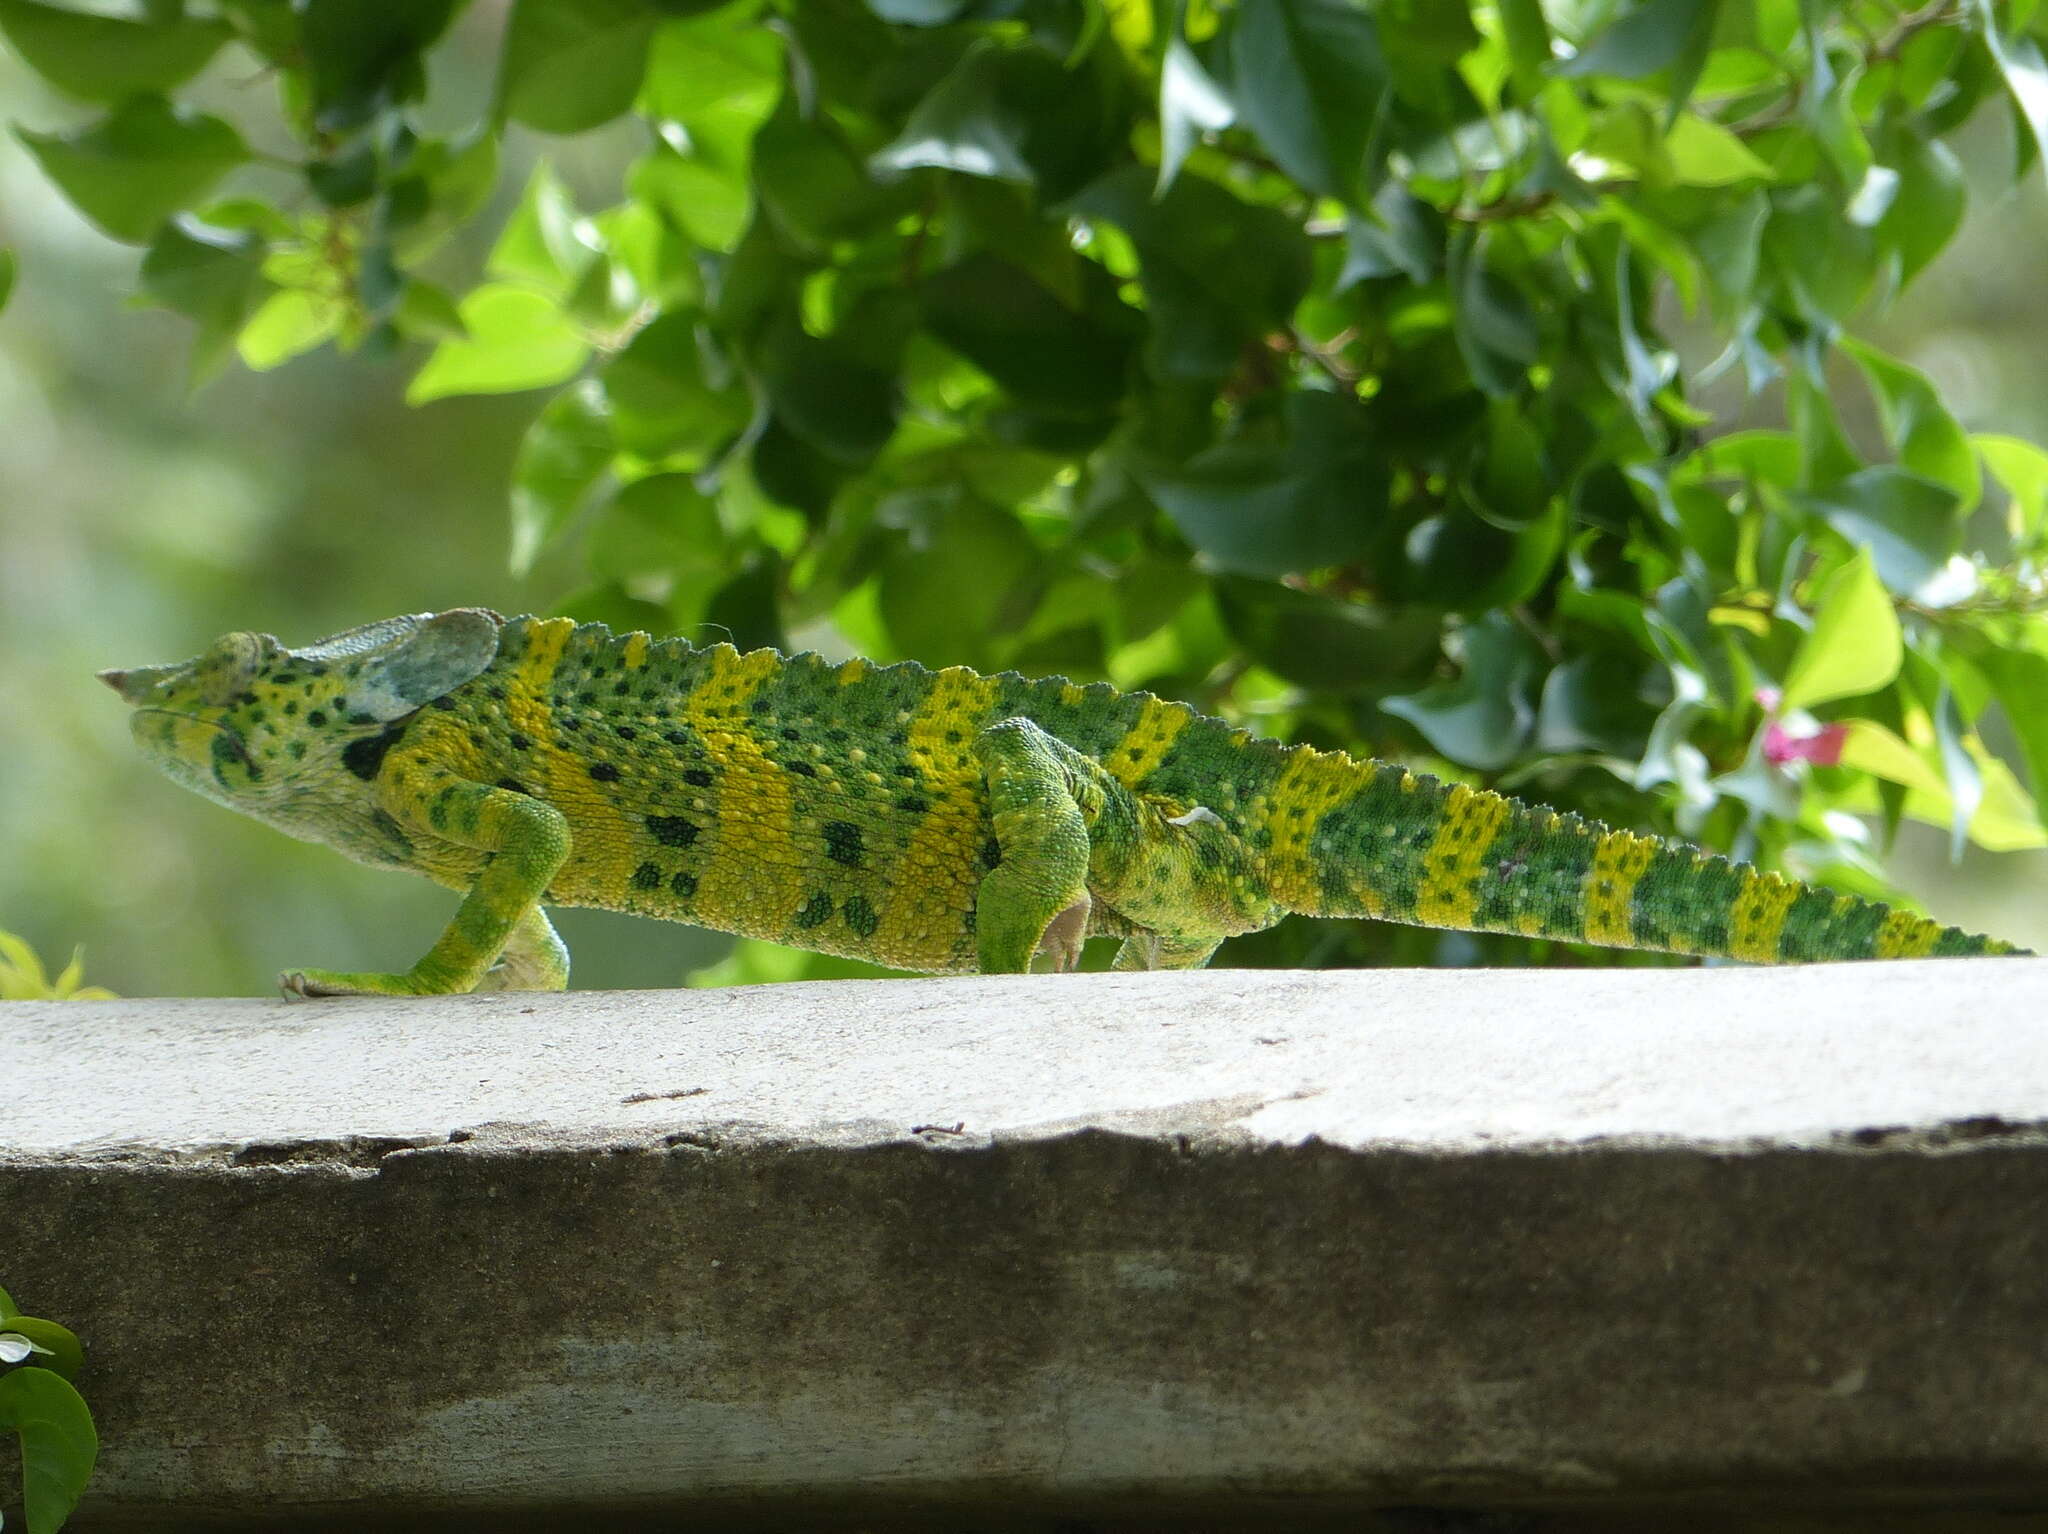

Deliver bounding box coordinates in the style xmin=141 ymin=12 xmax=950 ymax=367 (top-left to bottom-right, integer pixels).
xmin=648 ymin=816 xmax=699 ymax=847
xmin=823 ymin=821 xmax=864 ymax=867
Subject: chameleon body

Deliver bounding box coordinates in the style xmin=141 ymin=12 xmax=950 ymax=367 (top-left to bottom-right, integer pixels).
xmin=101 ymin=609 xmax=2027 ymax=995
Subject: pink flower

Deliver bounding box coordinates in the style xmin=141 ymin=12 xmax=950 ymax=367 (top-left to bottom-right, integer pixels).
xmin=1763 ymin=720 xmax=1849 ymax=767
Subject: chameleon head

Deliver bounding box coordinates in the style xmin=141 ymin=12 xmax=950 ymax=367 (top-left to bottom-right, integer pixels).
xmin=100 ymin=610 xmax=502 ymax=828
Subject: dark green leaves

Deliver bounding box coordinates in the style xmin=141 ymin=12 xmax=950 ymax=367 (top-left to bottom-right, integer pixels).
xmin=602 ymin=311 xmax=749 ymax=462
xmin=1229 ymin=0 xmax=1388 ymax=205
xmin=1076 ymin=167 xmax=1311 ymax=379
xmin=1382 ymin=613 xmax=1542 ymax=770
xmin=0 ymin=0 xmax=230 ymax=100
xmin=15 ymin=97 xmax=246 ymax=243
xmin=872 ymin=38 xmax=1127 ymax=201
xmin=1447 ymin=230 xmax=1540 ymax=396
xmin=919 ymin=253 xmax=1135 ymax=415
xmin=300 ymin=0 xmax=459 ymax=131
xmin=1136 ymin=391 xmax=1388 ymax=578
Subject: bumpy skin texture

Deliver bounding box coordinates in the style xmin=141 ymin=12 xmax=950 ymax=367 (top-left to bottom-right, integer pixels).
xmin=102 ymin=610 xmax=2030 ymax=995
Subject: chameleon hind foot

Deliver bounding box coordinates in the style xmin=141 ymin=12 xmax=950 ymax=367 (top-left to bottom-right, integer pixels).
xmin=1034 ymin=894 xmax=1092 ymax=972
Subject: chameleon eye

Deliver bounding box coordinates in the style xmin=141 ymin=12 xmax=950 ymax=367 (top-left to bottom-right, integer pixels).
xmin=198 ymin=633 xmax=266 ymax=706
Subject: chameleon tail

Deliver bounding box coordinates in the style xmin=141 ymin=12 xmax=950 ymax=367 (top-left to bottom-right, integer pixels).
xmin=1267 ymin=752 xmax=2028 ymax=962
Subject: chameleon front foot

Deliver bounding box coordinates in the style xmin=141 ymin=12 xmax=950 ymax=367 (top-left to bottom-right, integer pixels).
xmin=280 ymin=967 xmax=449 ymax=999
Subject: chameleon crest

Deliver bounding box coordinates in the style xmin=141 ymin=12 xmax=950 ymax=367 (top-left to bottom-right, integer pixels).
xmin=105 ymin=610 xmax=2028 ymax=995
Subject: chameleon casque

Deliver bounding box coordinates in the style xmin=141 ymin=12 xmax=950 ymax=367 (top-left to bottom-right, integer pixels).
xmin=102 ymin=608 xmax=2027 ymax=995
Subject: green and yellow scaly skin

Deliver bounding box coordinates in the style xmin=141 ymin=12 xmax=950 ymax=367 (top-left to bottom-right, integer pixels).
xmin=102 ymin=609 xmax=2029 ymax=995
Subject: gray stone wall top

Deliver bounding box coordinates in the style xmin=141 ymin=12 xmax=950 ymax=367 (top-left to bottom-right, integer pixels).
xmin=9 ymin=959 xmax=2048 ymax=1159
xmin=5 ymin=961 xmax=2048 ymax=1531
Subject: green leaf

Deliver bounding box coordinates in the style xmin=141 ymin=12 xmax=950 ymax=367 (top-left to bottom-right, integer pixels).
xmin=0 ymin=1286 xmax=14 ymax=1320
xmin=1402 ymin=495 xmax=1566 ymax=613
xmin=139 ymin=217 xmax=270 ymax=382
xmin=877 ymin=493 xmax=1037 ymax=666
xmin=1381 ymin=611 xmax=1542 ymax=771
xmin=0 ymin=1367 xmax=97 ymax=1534
xmin=1497 ymin=0 xmax=1551 ymax=101
xmin=1662 ymin=111 xmax=1773 ymax=185
xmin=1135 ymin=390 xmax=1390 ymax=578
xmin=1978 ymin=0 xmax=2048 ymax=190
xmin=0 ymin=1319 xmax=81 ymax=1382
xmin=0 ymin=0 xmax=231 ymax=99
xmin=759 ymin=311 xmax=898 ymax=465
xmin=1972 ymin=643 xmax=2048 ymax=825
xmin=1692 ymin=428 xmax=1799 ymax=488
xmin=488 ymin=162 xmax=600 ymax=295
xmin=0 ymin=247 xmax=16 ymax=315
xmin=1796 ymin=467 xmax=1964 ymax=601
xmin=1534 ymin=650 xmax=1659 ymax=757
xmin=870 ymin=38 xmax=1118 ymax=202
xmin=1338 ymin=182 xmax=1438 ymax=286
xmin=1872 ymin=124 xmax=1965 ymax=285
xmin=630 ymin=139 xmax=752 ymax=253
xmin=601 ymin=310 xmax=749 ymax=461
xmin=1229 ymin=0 xmax=1387 ymax=205
xmin=510 ymin=379 xmax=613 ymax=574
xmin=1933 ymin=683 xmax=1982 ymax=863
xmin=407 ymin=284 xmax=590 ymax=404
xmin=15 ymin=96 xmax=247 ymax=244
xmin=499 ymin=0 xmax=656 ymax=134
xmin=1463 ymin=399 xmax=1551 ymax=529
xmin=236 ymin=288 xmax=341 ymax=370
xmin=1779 ymin=548 xmax=1902 ymax=712
xmin=753 ymin=95 xmax=914 ymax=249
xmin=1075 ymin=165 xmax=1312 ymax=380
xmin=1216 ymin=577 xmax=1440 ymax=692
xmin=1556 ymin=0 xmax=1713 ymax=82
xmin=919 ymin=253 xmax=1135 ymax=414
xmin=1840 ymin=338 xmax=1979 ymax=511
xmin=703 ymin=550 xmax=786 ymax=654
xmin=391 ymin=280 xmax=469 ymax=342
xmin=588 ymin=472 xmax=726 ymax=582
xmin=1447 ymin=229 xmax=1539 ymax=396
xmin=1158 ymin=27 xmax=1234 ymax=194
xmin=1976 ymin=433 xmax=2048 ymax=540
xmin=638 ymin=7 xmax=782 ymax=149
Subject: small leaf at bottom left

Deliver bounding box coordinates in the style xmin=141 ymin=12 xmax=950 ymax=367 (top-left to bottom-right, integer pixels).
xmin=0 ymin=1366 xmax=98 ymax=1534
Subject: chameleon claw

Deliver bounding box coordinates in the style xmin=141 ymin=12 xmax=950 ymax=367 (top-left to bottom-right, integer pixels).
xmin=1035 ymin=896 xmax=1092 ymax=973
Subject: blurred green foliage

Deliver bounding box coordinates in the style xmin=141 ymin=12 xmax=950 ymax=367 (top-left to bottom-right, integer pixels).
xmin=4 ymin=0 xmax=2048 ymax=993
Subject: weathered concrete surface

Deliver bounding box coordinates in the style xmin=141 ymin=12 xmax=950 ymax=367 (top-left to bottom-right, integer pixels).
xmin=5 ymin=961 xmax=2048 ymax=1532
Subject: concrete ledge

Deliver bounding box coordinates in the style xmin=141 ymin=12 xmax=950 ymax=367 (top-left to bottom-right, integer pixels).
xmin=6 ymin=961 xmax=2048 ymax=1531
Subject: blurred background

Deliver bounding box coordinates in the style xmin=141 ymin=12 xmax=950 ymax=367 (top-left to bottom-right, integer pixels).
xmin=3 ymin=10 xmax=2045 ymax=997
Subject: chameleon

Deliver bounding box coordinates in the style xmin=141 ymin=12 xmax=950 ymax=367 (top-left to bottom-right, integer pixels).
xmin=100 ymin=608 xmax=2029 ymax=995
